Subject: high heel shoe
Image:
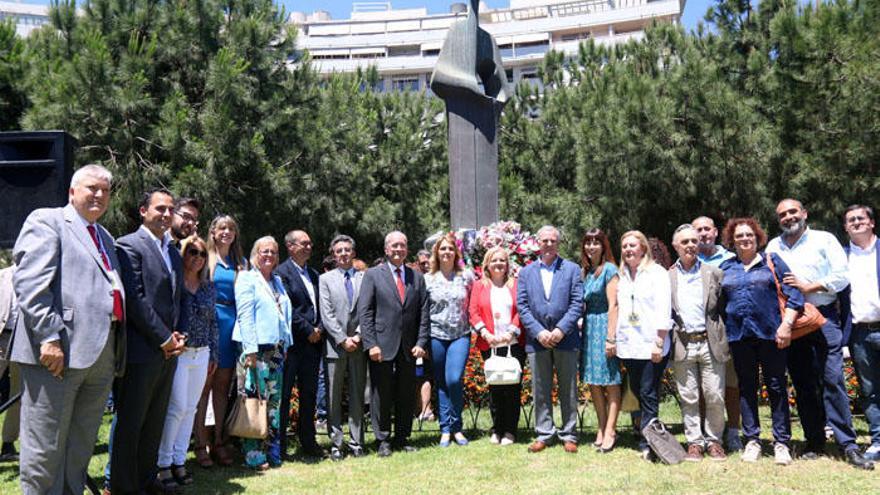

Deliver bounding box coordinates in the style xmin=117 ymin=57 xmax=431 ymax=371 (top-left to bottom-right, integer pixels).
xmin=599 ymin=435 xmax=617 ymax=453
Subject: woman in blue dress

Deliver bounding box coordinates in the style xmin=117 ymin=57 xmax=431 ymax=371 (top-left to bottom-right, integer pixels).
xmin=579 ymin=228 xmax=622 ymax=452
xmin=194 ymin=215 xmax=247 ymax=467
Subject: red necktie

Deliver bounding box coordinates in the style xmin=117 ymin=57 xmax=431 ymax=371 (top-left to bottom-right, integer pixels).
xmin=395 ymin=267 xmax=406 ymax=302
xmin=87 ymin=225 xmax=125 ymax=322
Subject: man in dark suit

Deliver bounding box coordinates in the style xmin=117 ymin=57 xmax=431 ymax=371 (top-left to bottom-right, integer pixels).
xmin=276 ymin=229 xmax=325 ymax=458
xmin=112 ymin=188 xmax=186 ymax=494
xmin=12 ymin=164 xmax=126 ymax=495
xmin=358 ymin=231 xmax=430 ymax=457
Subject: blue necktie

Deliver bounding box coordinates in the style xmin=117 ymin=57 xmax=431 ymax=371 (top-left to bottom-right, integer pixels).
xmin=344 ymin=271 xmax=354 ymax=306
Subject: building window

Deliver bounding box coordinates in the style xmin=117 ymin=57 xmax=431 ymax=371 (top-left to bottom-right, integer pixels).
xmin=499 ymin=44 xmax=514 ymax=59
xmin=515 ymin=41 xmax=550 ymax=57
xmin=392 ymin=78 xmax=419 ymax=92
xmin=387 ymin=45 xmax=421 ymax=57
xmin=422 ymin=49 xmax=440 ymax=57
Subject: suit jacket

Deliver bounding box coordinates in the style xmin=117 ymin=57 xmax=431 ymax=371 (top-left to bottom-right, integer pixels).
xmin=11 ymin=204 xmax=126 ymax=374
xmin=319 ymin=268 xmax=363 ymax=359
xmin=840 ymin=237 xmax=880 ymax=344
xmin=516 ymin=257 xmax=584 ymax=353
xmin=0 ymin=266 xmax=14 ymax=334
xmin=468 ymin=279 xmax=524 ymax=351
xmin=276 ymin=259 xmax=322 ymax=347
xmin=116 ymin=226 xmax=183 ymax=364
xmin=668 ymin=262 xmax=729 ymax=363
xmin=358 ymin=262 xmax=430 ymax=362
xmin=233 ymin=270 xmax=293 ymax=354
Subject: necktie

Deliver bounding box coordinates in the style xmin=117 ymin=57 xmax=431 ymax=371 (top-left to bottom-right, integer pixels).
xmin=87 ymin=225 xmax=124 ymax=322
xmin=395 ymin=267 xmax=405 ymax=302
xmin=344 ymin=271 xmax=354 ymax=306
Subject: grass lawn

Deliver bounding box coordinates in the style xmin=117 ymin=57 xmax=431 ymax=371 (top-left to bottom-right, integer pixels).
xmin=1 ymin=400 xmax=878 ymax=494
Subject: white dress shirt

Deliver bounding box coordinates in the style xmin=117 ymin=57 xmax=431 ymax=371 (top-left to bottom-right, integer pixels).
xmin=292 ymin=260 xmax=316 ymax=309
xmin=615 ymin=262 xmax=672 ymax=360
xmin=675 ymin=260 xmax=706 ymax=333
xmin=538 ymin=257 xmax=557 ymax=300
xmin=767 ymin=228 xmax=849 ymax=307
xmin=140 ymin=224 xmax=174 ymax=274
xmin=848 ymin=238 xmax=880 ymax=324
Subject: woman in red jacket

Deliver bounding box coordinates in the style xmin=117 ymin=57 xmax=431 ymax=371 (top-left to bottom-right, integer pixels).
xmin=469 ymin=246 xmax=525 ymax=445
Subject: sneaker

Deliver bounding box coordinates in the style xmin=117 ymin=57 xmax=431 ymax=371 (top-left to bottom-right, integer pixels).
xmin=741 ymin=440 xmax=761 ymax=463
xmin=500 ymin=434 xmax=515 ymax=446
xmin=706 ymin=442 xmax=727 ymax=462
xmin=489 ymin=433 xmax=500 ymax=444
xmin=726 ymin=428 xmax=743 ymax=452
xmin=864 ymin=444 xmax=880 ymax=462
xmin=685 ymin=444 xmax=704 ymax=462
xmin=774 ymin=443 xmax=792 ymax=466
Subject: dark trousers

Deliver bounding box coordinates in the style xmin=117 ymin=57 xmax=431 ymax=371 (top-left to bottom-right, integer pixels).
xmin=481 ymin=346 xmax=525 ymax=437
xmin=731 ymin=338 xmax=791 ymax=445
xmin=850 ymin=323 xmax=880 ymax=446
xmin=110 ymin=356 xmax=177 ymax=494
xmin=280 ymin=342 xmax=321 ymax=454
xmin=369 ymin=350 xmax=416 ymax=445
xmin=622 ymin=356 xmax=668 ymax=449
xmin=787 ymin=304 xmax=857 ymax=451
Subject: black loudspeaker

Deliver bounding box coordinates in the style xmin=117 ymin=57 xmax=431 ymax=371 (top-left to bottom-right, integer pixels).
xmin=0 ymin=131 xmax=77 ymax=249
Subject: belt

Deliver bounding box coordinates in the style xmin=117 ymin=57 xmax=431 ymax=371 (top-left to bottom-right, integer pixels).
xmin=216 ymin=299 xmax=235 ymax=307
xmin=679 ymin=331 xmax=708 ymax=343
xmin=854 ymin=322 xmax=880 ymax=332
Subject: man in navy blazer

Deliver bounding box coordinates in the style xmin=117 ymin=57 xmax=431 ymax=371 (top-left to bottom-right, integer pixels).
xmin=276 ymin=229 xmax=325 ymax=458
xmin=112 ymin=188 xmax=186 ymax=494
xmin=841 ymin=204 xmax=880 ymax=461
xmin=516 ymin=225 xmax=583 ymax=453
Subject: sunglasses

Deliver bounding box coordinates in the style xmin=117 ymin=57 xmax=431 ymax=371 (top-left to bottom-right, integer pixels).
xmin=186 ymin=248 xmax=208 ymax=259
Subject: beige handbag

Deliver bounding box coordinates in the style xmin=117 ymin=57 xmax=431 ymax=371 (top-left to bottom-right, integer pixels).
xmin=225 ymin=366 xmax=268 ymax=439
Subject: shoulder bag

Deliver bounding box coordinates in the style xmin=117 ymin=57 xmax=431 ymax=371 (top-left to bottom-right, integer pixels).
xmin=483 ymin=345 xmax=522 ymax=386
xmin=226 ymin=365 xmax=268 ymax=439
xmin=765 ymin=253 xmax=826 ymax=339
xmin=642 ymin=418 xmax=687 ymax=465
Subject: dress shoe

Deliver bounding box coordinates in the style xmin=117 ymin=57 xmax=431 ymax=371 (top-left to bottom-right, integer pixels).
xmin=330 ymin=448 xmax=344 ymax=461
xmin=706 ymin=442 xmax=727 ymax=462
xmin=171 ymin=465 xmax=193 ymax=485
xmin=528 ymin=441 xmax=547 ymax=453
xmin=845 ymin=448 xmax=875 ymax=470
xmin=377 ymin=442 xmax=393 ymax=458
xmin=301 ymin=445 xmax=326 ymax=459
xmin=563 ymin=441 xmax=578 ymax=454
xmin=684 ymin=444 xmax=704 ymax=462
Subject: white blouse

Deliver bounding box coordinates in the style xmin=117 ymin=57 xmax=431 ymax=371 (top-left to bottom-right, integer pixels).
xmin=489 ymin=285 xmax=515 ymax=346
xmin=615 ymin=262 xmax=673 ymax=360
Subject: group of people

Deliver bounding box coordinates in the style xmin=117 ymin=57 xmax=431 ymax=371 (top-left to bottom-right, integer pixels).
xmin=3 ymin=163 xmax=880 ymax=494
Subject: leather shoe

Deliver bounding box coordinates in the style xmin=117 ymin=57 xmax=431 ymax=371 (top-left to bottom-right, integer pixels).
xmin=845 ymin=448 xmax=875 ymax=470
xmin=351 ymin=448 xmax=365 ymax=458
xmin=528 ymin=441 xmax=547 ymax=453
xmin=563 ymin=441 xmax=578 ymax=454
xmin=377 ymin=442 xmax=392 ymax=458
xmin=330 ymin=448 xmax=344 ymax=462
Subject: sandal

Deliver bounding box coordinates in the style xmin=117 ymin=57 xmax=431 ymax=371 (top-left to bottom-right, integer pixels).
xmin=172 ymin=465 xmax=193 ymax=485
xmin=157 ymin=468 xmax=180 ymax=491
xmin=195 ymin=446 xmax=213 ymax=468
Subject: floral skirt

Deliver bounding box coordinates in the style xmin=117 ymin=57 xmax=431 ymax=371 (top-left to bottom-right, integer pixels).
xmin=237 ymin=346 xmax=284 ymax=467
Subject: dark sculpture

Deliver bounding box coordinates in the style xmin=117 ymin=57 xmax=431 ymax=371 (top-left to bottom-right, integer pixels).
xmin=431 ymin=0 xmax=512 ymax=230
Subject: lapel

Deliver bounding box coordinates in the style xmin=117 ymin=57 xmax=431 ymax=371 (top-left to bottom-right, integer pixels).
xmin=669 ymin=266 xmax=679 ymax=313
xmin=347 ymin=270 xmax=363 ymax=309
xmin=700 ymin=263 xmax=712 ymax=310
xmin=286 ymin=259 xmax=315 ymax=310
xmin=403 ymin=265 xmax=415 ymax=306
xmin=382 ymin=263 xmax=405 ymax=307
xmin=63 ymin=205 xmax=113 ymax=283
xmin=137 ymin=227 xmax=173 ymax=292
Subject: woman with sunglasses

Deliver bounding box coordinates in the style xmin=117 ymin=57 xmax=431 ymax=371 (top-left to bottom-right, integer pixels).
xmin=156 ymin=236 xmax=218 ymax=489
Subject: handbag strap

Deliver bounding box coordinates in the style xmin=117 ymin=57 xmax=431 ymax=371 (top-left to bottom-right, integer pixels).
xmin=238 ymin=361 xmax=264 ymax=401
xmin=489 ymin=344 xmax=513 ymax=357
xmin=764 ymin=253 xmax=788 ymax=315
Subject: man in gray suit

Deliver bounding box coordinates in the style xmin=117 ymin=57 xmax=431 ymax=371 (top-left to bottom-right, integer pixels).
xmin=319 ymin=234 xmax=367 ymax=461
xmin=11 ymin=164 xmax=126 ymax=494
xmin=669 ymin=224 xmax=729 ymax=462
xmin=358 ymin=231 xmax=430 ymax=457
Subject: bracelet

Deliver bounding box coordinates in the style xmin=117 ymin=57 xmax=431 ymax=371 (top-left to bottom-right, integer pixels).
xmin=605 ymin=337 xmax=616 ymax=344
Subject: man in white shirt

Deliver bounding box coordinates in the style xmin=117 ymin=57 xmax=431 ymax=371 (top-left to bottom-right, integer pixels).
xmin=766 ymin=198 xmax=872 ymax=469
xmin=842 ymin=204 xmax=880 ymax=461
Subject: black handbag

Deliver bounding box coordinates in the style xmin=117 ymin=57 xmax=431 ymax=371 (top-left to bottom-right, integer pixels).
xmin=641 ymin=418 xmax=687 ymax=464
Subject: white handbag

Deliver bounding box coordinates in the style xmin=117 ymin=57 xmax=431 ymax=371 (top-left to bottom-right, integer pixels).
xmin=483 ymin=345 xmax=522 ymax=386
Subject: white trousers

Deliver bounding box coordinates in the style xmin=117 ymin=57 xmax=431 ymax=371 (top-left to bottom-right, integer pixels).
xmin=673 ymin=340 xmax=726 ymax=446
xmin=158 ymin=347 xmax=210 ymax=467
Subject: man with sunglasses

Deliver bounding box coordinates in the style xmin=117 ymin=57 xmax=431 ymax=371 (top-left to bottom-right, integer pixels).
xmin=841 ymin=205 xmax=880 ymax=461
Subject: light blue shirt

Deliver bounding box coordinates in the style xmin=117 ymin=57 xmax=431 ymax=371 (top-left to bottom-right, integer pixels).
xmin=674 ymin=259 xmax=706 ymax=333
xmin=766 ymin=227 xmax=849 ymax=307
xmin=698 ymin=245 xmax=735 ymax=267
xmin=538 ymin=256 xmax=558 ymax=300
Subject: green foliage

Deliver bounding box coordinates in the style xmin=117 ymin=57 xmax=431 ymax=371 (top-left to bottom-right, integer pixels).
xmin=5 ymin=0 xmax=878 ymax=260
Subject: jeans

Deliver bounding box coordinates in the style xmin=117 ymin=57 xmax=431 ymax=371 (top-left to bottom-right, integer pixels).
xmin=787 ymin=304 xmax=857 ymax=451
xmin=431 ymin=335 xmax=471 ymax=434
xmin=731 ymin=338 xmax=790 ymax=445
xmin=850 ymin=323 xmax=880 ymax=446
xmin=673 ymin=341 xmax=726 ymax=446
xmin=158 ymin=347 xmax=210 ymax=467
xmin=622 ymin=356 xmax=669 ymax=450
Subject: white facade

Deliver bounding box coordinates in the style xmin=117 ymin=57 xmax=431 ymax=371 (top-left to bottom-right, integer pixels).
xmin=291 ymin=0 xmax=685 ymax=90
xmin=0 ymin=1 xmax=49 ymax=37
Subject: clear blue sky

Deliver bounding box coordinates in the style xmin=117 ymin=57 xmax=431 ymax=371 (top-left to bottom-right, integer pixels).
xmin=21 ymin=0 xmax=717 ymax=31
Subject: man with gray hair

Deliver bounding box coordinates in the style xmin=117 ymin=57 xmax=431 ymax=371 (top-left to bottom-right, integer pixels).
xmin=358 ymin=231 xmax=430 ymax=457
xmin=319 ymin=234 xmax=367 ymax=460
xmin=12 ymin=164 xmax=126 ymax=494
xmin=669 ymin=224 xmax=729 ymax=461
xmin=517 ymin=225 xmax=583 ymax=453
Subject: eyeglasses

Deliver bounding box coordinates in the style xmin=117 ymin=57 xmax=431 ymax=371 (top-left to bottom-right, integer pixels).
xmin=176 ymin=211 xmax=199 ymax=225
xmin=733 ymin=232 xmax=755 ymax=239
xmin=186 ymin=248 xmax=208 ymax=259
xmin=846 ymin=215 xmax=868 ymax=225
